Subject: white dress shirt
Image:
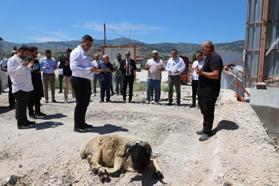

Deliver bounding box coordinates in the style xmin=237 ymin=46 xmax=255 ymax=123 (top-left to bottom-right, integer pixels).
xmin=192 ymin=59 xmax=204 ymax=80
xmin=7 ymin=55 xmax=33 ymax=93
xmin=70 ymin=45 xmax=93 ymax=80
xmin=165 ymin=57 xmax=186 ymax=76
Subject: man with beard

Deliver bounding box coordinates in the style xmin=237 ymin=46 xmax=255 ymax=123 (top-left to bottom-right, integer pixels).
xmin=196 ymin=41 xmax=223 ymax=141
xmin=7 ymin=46 xmax=35 ymax=129
xmin=28 ymin=46 xmax=46 ymax=119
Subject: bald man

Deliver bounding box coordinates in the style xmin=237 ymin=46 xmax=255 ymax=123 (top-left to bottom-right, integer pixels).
xmin=196 ymin=41 xmax=223 ymax=141
xmin=97 ymin=55 xmax=114 ymax=102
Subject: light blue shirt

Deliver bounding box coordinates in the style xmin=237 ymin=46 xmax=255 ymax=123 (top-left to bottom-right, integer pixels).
xmin=39 ymin=57 xmax=57 ymax=74
xmin=165 ymin=57 xmax=186 ymax=76
xmin=70 ymin=45 xmax=93 ymax=80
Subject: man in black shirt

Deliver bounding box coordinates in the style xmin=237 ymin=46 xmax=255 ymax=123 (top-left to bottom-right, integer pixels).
xmin=59 ymin=48 xmax=75 ymax=103
xmin=196 ymin=41 xmax=223 ymax=141
xmin=120 ymin=51 xmax=137 ymax=103
xmin=28 ymin=46 xmax=46 ymax=118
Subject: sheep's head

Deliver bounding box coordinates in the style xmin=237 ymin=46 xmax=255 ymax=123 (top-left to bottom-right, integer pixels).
xmin=124 ymin=141 xmax=152 ymax=172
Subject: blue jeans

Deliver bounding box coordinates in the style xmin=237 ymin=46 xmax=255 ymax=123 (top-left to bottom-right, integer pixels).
xmin=147 ymin=79 xmax=161 ymax=102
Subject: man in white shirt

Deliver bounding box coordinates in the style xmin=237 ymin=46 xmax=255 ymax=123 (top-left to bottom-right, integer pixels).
xmin=165 ymin=49 xmax=185 ymax=105
xmin=145 ymin=50 xmax=164 ymax=104
xmin=70 ymin=35 xmax=98 ymax=133
xmin=190 ymin=50 xmax=204 ymax=108
xmin=7 ymin=46 xmax=35 ymax=129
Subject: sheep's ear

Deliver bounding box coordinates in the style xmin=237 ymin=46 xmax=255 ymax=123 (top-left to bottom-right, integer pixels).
xmin=143 ymin=143 xmax=152 ymax=158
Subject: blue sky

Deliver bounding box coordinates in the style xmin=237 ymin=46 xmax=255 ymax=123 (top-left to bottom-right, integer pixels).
xmin=0 ymin=0 xmax=246 ymax=44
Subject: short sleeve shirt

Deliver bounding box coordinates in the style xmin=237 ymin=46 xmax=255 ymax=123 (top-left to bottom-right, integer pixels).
xmin=198 ymin=52 xmax=223 ymax=98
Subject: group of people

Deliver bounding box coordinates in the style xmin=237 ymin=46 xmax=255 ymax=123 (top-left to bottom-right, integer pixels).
xmin=6 ymin=34 xmax=223 ymax=141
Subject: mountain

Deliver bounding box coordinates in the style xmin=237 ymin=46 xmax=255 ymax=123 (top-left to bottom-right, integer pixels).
xmin=1 ymin=38 xmax=244 ymax=59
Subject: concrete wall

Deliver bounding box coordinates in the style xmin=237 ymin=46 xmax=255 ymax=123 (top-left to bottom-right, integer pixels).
xmin=250 ymin=86 xmax=279 ymax=138
xmin=250 ymin=86 xmax=279 ymax=108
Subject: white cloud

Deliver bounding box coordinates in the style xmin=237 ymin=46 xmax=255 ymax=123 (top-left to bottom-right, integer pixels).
xmin=25 ymin=27 xmax=72 ymax=42
xmin=30 ymin=36 xmax=66 ymax=42
xmin=77 ymin=22 xmax=162 ymax=36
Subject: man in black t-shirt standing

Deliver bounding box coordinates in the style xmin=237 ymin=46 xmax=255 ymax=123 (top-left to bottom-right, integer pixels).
xmin=59 ymin=48 xmax=75 ymax=103
xmin=196 ymin=41 xmax=223 ymax=141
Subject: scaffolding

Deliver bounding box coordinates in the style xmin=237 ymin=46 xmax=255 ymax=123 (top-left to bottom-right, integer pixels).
xmin=244 ymin=0 xmax=279 ymax=87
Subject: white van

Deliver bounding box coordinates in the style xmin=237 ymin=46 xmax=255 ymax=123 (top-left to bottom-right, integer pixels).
xmin=0 ymin=59 xmax=8 ymax=93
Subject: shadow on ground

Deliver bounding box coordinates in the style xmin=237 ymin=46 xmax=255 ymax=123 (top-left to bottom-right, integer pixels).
xmin=87 ymin=124 xmax=128 ymax=134
xmin=32 ymin=121 xmax=64 ymax=130
xmin=42 ymin=113 xmax=66 ymax=120
xmin=212 ymin=120 xmax=239 ymax=135
xmin=0 ymin=106 xmax=13 ymax=114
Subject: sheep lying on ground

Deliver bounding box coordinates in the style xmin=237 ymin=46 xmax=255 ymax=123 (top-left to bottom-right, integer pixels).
xmin=80 ymin=134 xmax=164 ymax=182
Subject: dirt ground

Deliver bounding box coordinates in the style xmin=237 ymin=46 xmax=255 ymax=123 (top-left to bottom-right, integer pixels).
xmin=0 ymin=77 xmax=279 ymax=185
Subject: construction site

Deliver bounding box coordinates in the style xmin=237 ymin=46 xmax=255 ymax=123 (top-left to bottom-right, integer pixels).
xmin=0 ymin=0 xmax=278 ymax=185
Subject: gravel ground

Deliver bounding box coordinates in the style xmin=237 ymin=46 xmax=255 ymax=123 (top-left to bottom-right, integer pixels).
xmin=0 ymin=83 xmax=278 ymax=186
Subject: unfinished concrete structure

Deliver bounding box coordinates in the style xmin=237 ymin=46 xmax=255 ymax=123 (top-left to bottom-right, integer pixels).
xmin=244 ymin=0 xmax=279 ymax=137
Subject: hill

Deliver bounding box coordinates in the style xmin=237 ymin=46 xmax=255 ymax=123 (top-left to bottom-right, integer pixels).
xmin=2 ymin=38 xmax=244 ymax=56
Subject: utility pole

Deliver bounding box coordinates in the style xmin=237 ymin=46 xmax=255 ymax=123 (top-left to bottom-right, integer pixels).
xmin=104 ymin=23 xmax=107 ymax=46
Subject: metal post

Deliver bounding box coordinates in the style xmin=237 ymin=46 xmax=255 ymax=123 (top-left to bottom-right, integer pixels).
xmin=258 ymin=0 xmax=269 ymax=82
xmin=104 ymin=23 xmax=107 ymax=46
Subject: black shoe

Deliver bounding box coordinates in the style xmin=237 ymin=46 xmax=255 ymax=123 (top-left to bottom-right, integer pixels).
xmin=177 ymin=103 xmax=181 ymax=106
xmin=84 ymin=123 xmax=93 ymax=129
xmin=199 ymin=133 xmax=210 ymax=141
xmin=29 ymin=114 xmax=37 ymax=119
xmin=106 ymin=99 xmax=111 ymax=102
xmin=52 ymin=100 xmax=57 ymax=103
xmin=168 ymin=102 xmax=172 ymax=106
xmin=9 ymin=104 xmax=15 ymax=109
xmin=189 ymin=104 xmax=196 ymax=108
xmin=36 ymin=112 xmax=47 ymax=116
xmin=196 ymin=130 xmax=203 ymax=135
xmin=18 ymin=125 xmax=32 ymax=129
xmin=74 ymin=128 xmax=87 ymax=133
xmin=25 ymin=120 xmax=35 ymax=125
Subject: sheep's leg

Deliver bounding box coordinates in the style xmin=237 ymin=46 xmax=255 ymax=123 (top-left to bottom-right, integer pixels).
xmin=150 ymin=159 xmax=164 ymax=179
xmin=96 ymin=156 xmax=124 ymax=183
xmin=99 ymin=156 xmax=124 ymax=175
xmin=88 ymin=150 xmax=102 ymax=175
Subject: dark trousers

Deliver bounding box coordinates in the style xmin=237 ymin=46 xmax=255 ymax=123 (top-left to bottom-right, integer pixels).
xmin=168 ymin=75 xmax=181 ymax=104
xmin=191 ymin=80 xmax=199 ymax=106
xmin=123 ymin=75 xmax=134 ymax=101
xmin=199 ymin=95 xmax=218 ymax=134
xmin=100 ymin=80 xmax=112 ymax=101
xmin=114 ymin=76 xmax=123 ymax=95
xmin=8 ymin=76 xmax=15 ymax=107
xmin=71 ymin=77 xmax=91 ymax=129
xmin=27 ymin=91 xmax=41 ymax=115
xmin=92 ymin=73 xmax=99 ymax=94
xmin=13 ymin=91 xmax=31 ymax=126
xmin=59 ymin=74 xmax=63 ymax=93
